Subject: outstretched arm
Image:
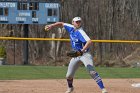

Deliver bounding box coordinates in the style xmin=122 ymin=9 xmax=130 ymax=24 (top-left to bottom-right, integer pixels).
xmin=45 ymin=22 xmax=64 ymax=31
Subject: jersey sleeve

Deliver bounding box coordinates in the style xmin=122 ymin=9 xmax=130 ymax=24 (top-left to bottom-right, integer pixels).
xmin=78 ymin=29 xmax=91 ymax=42
xmin=63 ymin=23 xmax=74 ymax=33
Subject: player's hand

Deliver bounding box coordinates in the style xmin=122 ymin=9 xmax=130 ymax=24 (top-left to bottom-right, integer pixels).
xmin=45 ymin=25 xmax=51 ymax=31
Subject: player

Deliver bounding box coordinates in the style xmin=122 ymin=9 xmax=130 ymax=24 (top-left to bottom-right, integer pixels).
xmin=45 ymin=17 xmax=108 ymax=93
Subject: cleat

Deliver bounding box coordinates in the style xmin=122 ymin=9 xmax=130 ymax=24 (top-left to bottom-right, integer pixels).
xmin=65 ymin=87 xmax=74 ymax=93
xmin=102 ymin=88 xmax=108 ymax=93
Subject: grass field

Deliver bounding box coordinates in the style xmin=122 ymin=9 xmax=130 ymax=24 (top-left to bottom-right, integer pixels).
xmin=0 ymin=65 xmax=140 ymax=80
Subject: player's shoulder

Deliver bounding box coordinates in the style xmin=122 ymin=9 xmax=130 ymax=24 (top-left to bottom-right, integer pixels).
xmin=77 ymin=27 xmax=85 ymax=33
xmin=78 ymin=27 xmax=88 ymax=35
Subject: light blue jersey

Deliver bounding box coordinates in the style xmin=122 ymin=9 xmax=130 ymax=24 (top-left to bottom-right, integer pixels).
xmin=64 ymin=23 xmax=90 ymax=51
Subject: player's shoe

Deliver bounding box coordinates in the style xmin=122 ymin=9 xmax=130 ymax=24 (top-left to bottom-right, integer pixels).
xmin=65 ymin=87 xmax=74 ymax=93
xmin=102 ymin=88 xmax=108 ymax=93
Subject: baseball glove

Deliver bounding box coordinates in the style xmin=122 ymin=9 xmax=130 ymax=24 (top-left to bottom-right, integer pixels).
xmin=67 ymin=50 xmax=83 ymax=57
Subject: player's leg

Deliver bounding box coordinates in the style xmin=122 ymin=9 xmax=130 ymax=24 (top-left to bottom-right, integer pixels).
xmin=80 ymin=53 xmax=108 ymax=93
xmin=65 ymin=57 xmax=80 ymax=93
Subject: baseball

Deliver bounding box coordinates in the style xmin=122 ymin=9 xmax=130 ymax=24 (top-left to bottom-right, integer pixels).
xmin=45 ymin=25 xmax=49 ymax=31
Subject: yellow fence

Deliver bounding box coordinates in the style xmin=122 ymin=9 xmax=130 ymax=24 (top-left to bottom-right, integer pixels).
xmin=0 ymin=37 xmax=140 ymax=43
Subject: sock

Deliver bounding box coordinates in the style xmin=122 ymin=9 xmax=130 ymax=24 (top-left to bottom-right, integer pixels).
xmin=67 ymin=78 xmax=73 ymax=88
xmin=92 ymin=72 xmax=105 ymax=89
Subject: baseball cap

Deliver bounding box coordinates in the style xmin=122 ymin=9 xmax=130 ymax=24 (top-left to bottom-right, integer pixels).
xmin=72 ymin=17 xmax=82 ymax=22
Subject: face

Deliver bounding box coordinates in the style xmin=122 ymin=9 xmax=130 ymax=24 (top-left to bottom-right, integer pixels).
xmin=72 ymin=20 xmax=81 ymax=29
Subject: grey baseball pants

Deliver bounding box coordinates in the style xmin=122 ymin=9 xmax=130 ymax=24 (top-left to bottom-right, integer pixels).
xmin=66 ymin=52 xmax=94 ymax=78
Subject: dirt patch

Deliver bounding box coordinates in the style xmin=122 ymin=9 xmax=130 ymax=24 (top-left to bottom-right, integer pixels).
xmin=0 ymin=79 xmax=140 ymax=93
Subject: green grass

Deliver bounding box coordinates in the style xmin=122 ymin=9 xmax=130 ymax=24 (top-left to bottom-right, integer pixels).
xmin=0 ymin=65 xmax=140 ymax=80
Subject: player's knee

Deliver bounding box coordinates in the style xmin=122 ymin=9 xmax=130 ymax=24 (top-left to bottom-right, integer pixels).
xmin=86 ymin=64 xmax=94 ymax=71
xmin=89 ymin=70 xmax=97 ymax=79
xmin=86 ymin=64 xmax=97 ymax=78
